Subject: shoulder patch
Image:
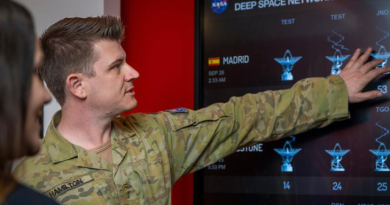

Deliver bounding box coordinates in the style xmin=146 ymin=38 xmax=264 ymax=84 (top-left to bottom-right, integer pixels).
xmin=166 ymin=108 xmax=188 ymax=114
xmin=45 ymin=174 xmax=94 ymax=199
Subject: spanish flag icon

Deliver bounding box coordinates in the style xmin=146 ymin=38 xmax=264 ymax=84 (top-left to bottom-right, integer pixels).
xmin=208 ymin=57 xmax=220 ymax=67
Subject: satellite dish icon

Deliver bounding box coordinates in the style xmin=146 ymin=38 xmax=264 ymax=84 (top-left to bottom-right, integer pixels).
xmin=371 ymin=46 xmax=390 ymax=70
xmin=274 ymin=50 xmax=302 ymax=81
xmin=325 ymin=143 xmax=350 ymax=172
xmin=369 ymin=143 xmax=390 ymax=172
xmin=274 ymin=141 xmax=302 ymax=172
xmin=326 ymin=49 xmax=350 ymax=75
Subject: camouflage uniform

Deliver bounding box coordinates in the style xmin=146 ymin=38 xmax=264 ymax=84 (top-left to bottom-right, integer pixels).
xmin=14 ymin=76 xmax=349 ymax=205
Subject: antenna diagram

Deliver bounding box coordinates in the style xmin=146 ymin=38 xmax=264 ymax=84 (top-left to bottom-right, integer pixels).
xmin=274 ymin=50 xmax=302 ymax=81
xmin=325 ymin=30 xmax=350 ymax=75
xmin=325 ymin=143 xmax=350 ymax=172
xmin=371 ymin=27 xmax=390 ymax=70
xmin=369 ymin=122 xmax=390 ymax=172
xmin=274 ymin=135 xmax=302 ymax=172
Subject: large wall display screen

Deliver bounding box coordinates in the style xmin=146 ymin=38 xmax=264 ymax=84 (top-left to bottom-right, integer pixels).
xmin=195 ymin=0 xmax=390 ymax=204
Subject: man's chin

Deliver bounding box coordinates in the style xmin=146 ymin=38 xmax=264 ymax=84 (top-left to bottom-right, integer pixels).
xmin=118 ymin=102 xmax=138 ymax=115
xmin=126 ymin=101 xmax=138 ymax=111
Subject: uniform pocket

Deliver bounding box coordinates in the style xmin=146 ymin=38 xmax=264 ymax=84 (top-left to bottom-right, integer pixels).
xmin=117 ymin=151 xmax=169 ymax=204
xmin=95 ymin=179 xmax=120 ymax=205
xmin=117 ymin=171 xmax=141 ymax=204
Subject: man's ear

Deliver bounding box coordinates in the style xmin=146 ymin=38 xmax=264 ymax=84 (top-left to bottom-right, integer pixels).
xmin=66 ymin=74 xmax=87 ymax=99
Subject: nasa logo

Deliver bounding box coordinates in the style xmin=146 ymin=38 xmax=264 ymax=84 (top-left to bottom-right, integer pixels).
xmin=211 ymin=0 xmax=228 ymax=14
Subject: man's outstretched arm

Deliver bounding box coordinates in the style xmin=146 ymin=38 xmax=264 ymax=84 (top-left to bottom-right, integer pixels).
xmin=160 ymin=48 xmax=388 ymax=183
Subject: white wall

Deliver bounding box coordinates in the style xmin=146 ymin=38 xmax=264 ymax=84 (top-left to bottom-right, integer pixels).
xmin=15 ymin=0 xmax=120 ymax=135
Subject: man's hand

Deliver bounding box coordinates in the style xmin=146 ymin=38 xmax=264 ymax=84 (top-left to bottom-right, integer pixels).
xmin=339 ymin=48 xmax=390 ymax=103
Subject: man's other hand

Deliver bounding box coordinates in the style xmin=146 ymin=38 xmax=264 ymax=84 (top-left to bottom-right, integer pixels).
xmin=339 ymin=48 xmax=390 ymax=103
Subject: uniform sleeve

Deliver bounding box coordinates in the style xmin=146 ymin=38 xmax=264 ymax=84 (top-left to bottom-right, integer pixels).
xmin=161 ymin=75 xmax=349 ymax=183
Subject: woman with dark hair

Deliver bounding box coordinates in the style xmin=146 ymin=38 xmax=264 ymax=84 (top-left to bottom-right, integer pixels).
xmin=0 ymin=1 xmax=58 ymax=204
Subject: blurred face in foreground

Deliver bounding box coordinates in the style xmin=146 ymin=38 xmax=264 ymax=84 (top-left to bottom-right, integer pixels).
xmin=23 ymin=39 xmax=51 ymax=155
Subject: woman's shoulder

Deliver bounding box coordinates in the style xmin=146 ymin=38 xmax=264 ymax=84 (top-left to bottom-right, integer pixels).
xmin=6 ymin=183 xmax=59 ymax=205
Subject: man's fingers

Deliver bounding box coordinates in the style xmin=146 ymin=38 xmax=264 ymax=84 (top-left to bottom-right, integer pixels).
xmin=364 ymin=67 xmax=390 ymax=84
xmin=353 ymin=91 xmax=383 ymax=103
xmin=344 ymin=48 xmax=361 ymax=70
xmin=360 ymin=59 xmax=383 ymax=74
xmin=352 ymin=47 xmax=372 ymax=70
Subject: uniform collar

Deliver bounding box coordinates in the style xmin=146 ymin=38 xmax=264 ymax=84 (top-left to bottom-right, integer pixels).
xmin=112 ymin=117 xmax=137 ymax=141
xmin=45 ymin=111 xmax=111 ymax=171
xmin=44 ymin=111 xmax=78 ymax=164
xmin=44 ymin=111 xmax=136 ymax=171
xmin=111 ymin=118 xmax=137 ymax=174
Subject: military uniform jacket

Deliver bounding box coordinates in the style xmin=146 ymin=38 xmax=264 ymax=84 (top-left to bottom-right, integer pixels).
xmin=14 ymin=76 xmax=349 ymax=205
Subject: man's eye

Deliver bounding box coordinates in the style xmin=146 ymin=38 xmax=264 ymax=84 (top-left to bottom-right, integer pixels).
xmin=113 ymin=64 xmax=121 ymax=69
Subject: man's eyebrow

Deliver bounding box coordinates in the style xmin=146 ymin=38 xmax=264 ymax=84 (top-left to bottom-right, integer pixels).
xmin=108 ymin=57 xmax=125 ymax=67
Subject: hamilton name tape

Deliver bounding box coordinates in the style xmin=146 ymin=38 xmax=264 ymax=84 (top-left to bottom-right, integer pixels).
xmin=46 ymin=174 xmax=94 ymax=198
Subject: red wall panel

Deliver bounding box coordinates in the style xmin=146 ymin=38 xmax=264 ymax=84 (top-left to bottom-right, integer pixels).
xmin=121 ymin=1 xmax=194 ymax=204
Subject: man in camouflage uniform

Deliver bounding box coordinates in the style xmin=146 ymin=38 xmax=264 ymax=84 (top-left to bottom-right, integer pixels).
xmin=14 ymin=16 xmax=389 ymax=205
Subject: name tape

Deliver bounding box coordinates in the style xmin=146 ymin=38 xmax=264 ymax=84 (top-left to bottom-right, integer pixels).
xmin=45 ymin=174 xmax=94 ymax=198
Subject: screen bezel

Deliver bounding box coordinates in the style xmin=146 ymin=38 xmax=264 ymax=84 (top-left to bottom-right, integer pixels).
xmin=193 ymin=0 xmax=204 ymax=204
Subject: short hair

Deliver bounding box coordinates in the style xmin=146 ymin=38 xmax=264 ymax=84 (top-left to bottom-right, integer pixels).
xmin=39 ymin=16 xmax=124 ymax=105
xmin=0 ymin=0 xmax=35 ymax=170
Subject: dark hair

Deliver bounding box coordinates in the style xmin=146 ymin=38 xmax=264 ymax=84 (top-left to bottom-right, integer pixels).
xmin=39 ymin=16 xmax=124 ymax=105
xmin=0 ymin=0 xmax=35 ymax=170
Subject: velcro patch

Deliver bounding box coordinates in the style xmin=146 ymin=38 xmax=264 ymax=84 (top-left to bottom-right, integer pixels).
xmin=167 ymin=108 xmax=188 ymax=114
xmin=45 ymin=174 xmax=94 ymax=198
